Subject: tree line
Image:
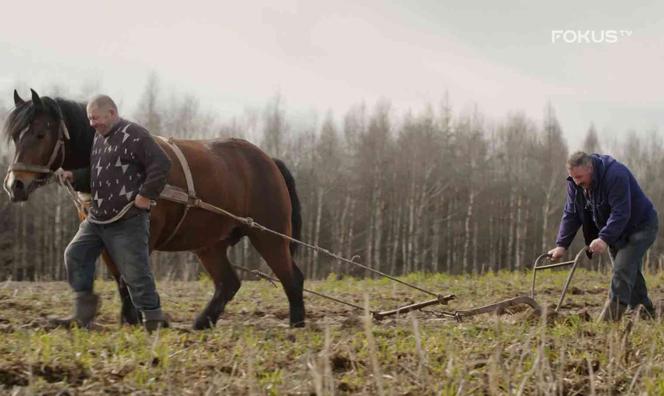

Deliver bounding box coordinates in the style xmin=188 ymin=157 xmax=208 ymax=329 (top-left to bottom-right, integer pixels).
xmin=2 ymin=78 xmax=664 ymax=281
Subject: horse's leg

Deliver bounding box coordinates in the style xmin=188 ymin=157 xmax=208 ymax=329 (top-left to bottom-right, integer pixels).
xmin=192 ymin=240 xmax=242 ymax=330
xmin=249 ymin=234 xmax=305 ymax=327
xmin=100 ymin=250 xmax=142 ymax=325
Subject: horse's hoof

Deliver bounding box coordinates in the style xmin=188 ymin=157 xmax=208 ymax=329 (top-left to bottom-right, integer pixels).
xmin=290 ymin=306 xmax=305 ymax=328
xmin=290 ymin=320 xmax=305 ymax=328
xmin=193 ymin=316 xmax=215 ymax=330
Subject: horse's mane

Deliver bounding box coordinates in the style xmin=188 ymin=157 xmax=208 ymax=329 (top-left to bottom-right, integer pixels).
xmin=2 ymin=96 xmax=90 ymax=143
xmin=3 ymin=95 xmax=95 ymax=168
xmin=3 ymin=100 xmax=36 ymax=143
xmin=55 ymin=98 xmax=91 ymax=142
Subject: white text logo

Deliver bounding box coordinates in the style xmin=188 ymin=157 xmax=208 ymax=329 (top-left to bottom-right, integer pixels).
xmin=551 ymin=30 xmax=632 ymax=44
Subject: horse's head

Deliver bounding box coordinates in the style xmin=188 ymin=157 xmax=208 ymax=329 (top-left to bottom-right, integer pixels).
xmin=3 ymin=89 xmax=70 ymax=202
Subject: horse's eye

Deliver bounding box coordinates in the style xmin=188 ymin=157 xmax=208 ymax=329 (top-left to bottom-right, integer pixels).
xmin=36 ymin=133 xmax=45 ymax=140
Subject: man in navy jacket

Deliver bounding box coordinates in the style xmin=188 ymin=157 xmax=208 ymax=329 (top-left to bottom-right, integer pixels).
xmin=548 ymin=151 xmax=658 ymax=321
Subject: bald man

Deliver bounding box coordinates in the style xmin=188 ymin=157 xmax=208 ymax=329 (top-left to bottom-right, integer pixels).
xmin=52 ymin=95 xmax=172 ymax=332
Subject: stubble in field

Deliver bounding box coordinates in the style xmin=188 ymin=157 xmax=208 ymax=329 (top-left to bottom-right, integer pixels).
xmin=1 ymin=270 xmax=664 ymax=395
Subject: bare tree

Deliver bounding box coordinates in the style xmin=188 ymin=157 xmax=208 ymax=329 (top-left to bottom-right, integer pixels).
xmin=134 ymin=72 xmax=163 ymax=134
xmin=583 ymin=123 xmax=601 ymax=153
xmin=262 ymin=94 xmax=288 ymax=158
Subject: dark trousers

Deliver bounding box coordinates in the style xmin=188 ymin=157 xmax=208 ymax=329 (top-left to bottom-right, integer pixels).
xmin=64 ymin=212 xmax=163 ymax=319
xmin=609 ymin=216 xmax=658 ymax=309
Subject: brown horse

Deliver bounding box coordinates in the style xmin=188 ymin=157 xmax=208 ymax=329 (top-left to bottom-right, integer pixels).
xmin=3 ymin=89 xmax=305 ymax=329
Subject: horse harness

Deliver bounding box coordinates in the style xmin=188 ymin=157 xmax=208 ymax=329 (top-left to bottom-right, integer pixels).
xmin=154 ymin=136 xmax=202 ymax=249
xmin=155 ymin=137 xmax=269 ymax=248
xmin=68 ymin=136 xmax=206 ymax=248
xmin=3 ymin=119 xmax=70 ymax=195
xmin=10 ymin=120 xmax=70 ymax=175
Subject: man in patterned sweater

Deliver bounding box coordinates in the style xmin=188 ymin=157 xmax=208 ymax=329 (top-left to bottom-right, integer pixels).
xmin=52 ymin=95 xmax=172 ymax=331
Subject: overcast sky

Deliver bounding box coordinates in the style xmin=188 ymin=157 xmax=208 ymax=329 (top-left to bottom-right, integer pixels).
xmin=1 ymin=0 xmax=662 ymax=149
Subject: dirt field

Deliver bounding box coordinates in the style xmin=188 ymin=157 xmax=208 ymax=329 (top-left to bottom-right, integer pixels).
xmin=1 ymin=269 xmax=664 ymax=395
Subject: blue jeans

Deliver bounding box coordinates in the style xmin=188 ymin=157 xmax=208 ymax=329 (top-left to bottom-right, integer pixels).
xmin=609 ymin=215 xmax=658 ymax=309
xmin=64 ymin=212 xmax=162 ymax=319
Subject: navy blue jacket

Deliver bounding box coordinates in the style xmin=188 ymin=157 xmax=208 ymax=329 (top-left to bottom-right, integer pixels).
xmin=556 ymin=154 xmax=656 ymax=249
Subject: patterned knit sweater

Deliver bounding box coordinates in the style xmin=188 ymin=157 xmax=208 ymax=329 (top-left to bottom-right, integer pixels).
xmin=72 ymin=119 xmax=171 ymax=223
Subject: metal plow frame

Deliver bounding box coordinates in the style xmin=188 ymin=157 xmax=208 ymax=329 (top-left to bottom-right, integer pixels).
xmin=531 ymin=248 xmax=589 ymax=312
xmin=373 ymin=247 xmax=589 ymax=321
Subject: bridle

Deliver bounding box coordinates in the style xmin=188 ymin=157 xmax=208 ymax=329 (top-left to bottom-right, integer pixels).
xmin=3 ymin=116 xmax=70 ymax=195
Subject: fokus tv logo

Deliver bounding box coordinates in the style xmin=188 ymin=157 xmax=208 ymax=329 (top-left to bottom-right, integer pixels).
xmin=551 ymin=30 xmax=633 ymax=44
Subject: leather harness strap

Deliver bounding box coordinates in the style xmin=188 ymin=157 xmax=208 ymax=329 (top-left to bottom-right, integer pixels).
xmin=156 ymin=136 xmax=199 ymax=249
xmin=9 ymin=120 xmax=70 ymax=174
xmin=4 ymin=120 xmax=70 ymax=195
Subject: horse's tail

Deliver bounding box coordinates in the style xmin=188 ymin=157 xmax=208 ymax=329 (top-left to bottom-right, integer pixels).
xmin=273 ymin=158 xmax=302 ymax=255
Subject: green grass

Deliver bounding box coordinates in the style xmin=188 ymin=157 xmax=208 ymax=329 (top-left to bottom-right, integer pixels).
xmin=1 ymin=269 xmax=664 ymax=394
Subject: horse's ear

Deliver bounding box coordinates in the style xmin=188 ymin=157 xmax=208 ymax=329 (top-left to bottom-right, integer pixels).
xmin=30 ymin=89 xmax=43 ymax=107
xmin=13 ymin=89 xmax=25 ymax=106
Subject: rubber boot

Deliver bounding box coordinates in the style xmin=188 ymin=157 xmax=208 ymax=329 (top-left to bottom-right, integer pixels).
xmin=49 ymin=292 xmax=101 ymax=329
xmin=143 ymin=309 xmax=170 ymax=333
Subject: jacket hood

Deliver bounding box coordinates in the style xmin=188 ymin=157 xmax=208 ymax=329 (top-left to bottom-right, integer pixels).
xmin=590 ymin=154 xmax=616 ymax=190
